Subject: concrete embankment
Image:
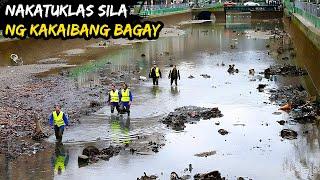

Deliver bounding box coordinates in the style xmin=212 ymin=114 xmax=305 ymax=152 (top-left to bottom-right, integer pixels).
xmin=289 ymin=12 xmax=320 ymax=50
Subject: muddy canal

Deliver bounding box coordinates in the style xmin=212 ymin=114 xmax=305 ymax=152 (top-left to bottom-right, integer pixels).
xmin=1 ymin=18 xmax=320 ymax=180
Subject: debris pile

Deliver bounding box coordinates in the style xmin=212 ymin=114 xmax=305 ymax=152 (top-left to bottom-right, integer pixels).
xmin=264 ymin=64 xmax=308 ymax=76
xmin=79 ymin=145 xmax=122 ymax=166
xmin=280 ymin=129 xmax=298 ymax=140
xmin=268 ymin=85 xmax=320 ymax=124
xmin=162 ymin=106 xmax=223 ymax=130
xmin=194 ymin=170 xmax=225 ymax=180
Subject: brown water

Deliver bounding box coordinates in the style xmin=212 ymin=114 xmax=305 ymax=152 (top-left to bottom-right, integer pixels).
xmin=1 ymin=18 xmax=320 ymax=180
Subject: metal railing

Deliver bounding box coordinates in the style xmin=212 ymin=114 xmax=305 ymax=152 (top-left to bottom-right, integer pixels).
xmin=295 ymin=1 xmax=320 ymax=17
xmin=284 ymin=0 xmax=320 ymax=28
xmin=137 ymin=3 xmax=190 ymax=16
xmin=135 ymin=2 xmax=224 ymax=16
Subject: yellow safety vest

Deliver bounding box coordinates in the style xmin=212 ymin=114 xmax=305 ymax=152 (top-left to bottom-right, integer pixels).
xmin=54 ymin=155 xmax=66 ymax=174
xmin=151 ymin=67 xmax=160 ymax=77
xmin=53 ymin=111 xmax=65 ymax=127
xmin=109 ymin=90 xmax=119 ymax=102
xmin=121 ymin=89 xmax=130 ymax=102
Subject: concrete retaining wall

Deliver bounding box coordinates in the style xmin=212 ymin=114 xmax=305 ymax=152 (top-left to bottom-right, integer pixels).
xmin=291 ymin=13 xmax=320 ymax=50
xmin=251 ymin=11 xmax=283 ymax=19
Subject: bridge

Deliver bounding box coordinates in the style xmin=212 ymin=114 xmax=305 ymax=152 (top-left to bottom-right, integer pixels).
xmin=135 ymin=2 xmax=283 ymax=21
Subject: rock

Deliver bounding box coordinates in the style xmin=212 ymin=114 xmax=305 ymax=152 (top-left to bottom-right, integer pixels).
xmin=181 ymin=175 xmax=191 ymax=180
xmin=162 ymin=106 xmax=223 ymax=130
xmin=139 ymin=76 xmax=147 ymax=81
xmin=257 ymin=84 xmax=267 ymax=92
xmin=99 ymin=146 xmax=121 ymax=160
xmin=218 ymin=129 xmax=229 ymax=135
xmin=249 ymin=69 xmax=255 ymax=75
xmin=194 ymin=150 xmax=216 ymax=157
xmin=171 ymin=172 xmax=181 ymax=180
xmin=83 ymin=146 xmax=100 ymax=157
xmin=78 ymin=154 xmax=89 ymax=167
xmin=280 ymin=129 xmax=298 ymax=140
xmin=194 ymin=170 xmax=225 ymax=180
xmin=277 ymin=120 xmax=286 ymax=125
xmin=188 ymin=75 xmax=195 ymax=79
xmin=137 ymin=172 xmax=158 ymax=180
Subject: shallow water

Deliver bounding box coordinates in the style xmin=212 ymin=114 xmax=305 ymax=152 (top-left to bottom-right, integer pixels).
xmin=1 ymin=19 xmax=320 ymax=180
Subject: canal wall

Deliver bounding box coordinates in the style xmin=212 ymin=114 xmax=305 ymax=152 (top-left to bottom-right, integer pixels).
xmin=290 ymin=13 xmax=320 ymax=50
xmin=251 ymin=11 xmax=283 ymax=19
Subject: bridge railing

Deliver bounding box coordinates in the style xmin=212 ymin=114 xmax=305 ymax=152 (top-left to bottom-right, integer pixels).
xmin=136 ymin=3 xmax=190 ymax=16
xmin=224 ymin=5 xmax=281 ymax=12
xmin=295 ymin=1 xmax=320 ymax=17
xmin=284 ymin=0 xmax=320 ymax=28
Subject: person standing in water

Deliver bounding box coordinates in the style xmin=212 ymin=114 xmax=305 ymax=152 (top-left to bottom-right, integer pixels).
xmin=119 ymin=83 xmax=133 ymax=116
xmin=168 ymin=65 xmax=180 ymax=86
xmin=107 ymin=84 xmax=120 ymax=114
xmin=49 ymin=105 xmax=68 ymax=142
xmin=149 ymin=63 xmax=162 ymax=85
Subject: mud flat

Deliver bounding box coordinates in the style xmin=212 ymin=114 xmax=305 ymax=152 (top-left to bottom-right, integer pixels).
xmin=0 ymin=62 xmax=141 ymax=158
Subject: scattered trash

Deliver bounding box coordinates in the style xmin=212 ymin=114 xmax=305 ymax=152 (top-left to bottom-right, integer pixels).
xmin=194 ymin=170 xmax=225 ymax=180
xmin=249 ymin=69 xmax=255 ymax=75
xmin=139 ymin=76 xmax=147 ymax=81
xmin=279 ymin=103 xmax=292 ymax=111
xmin=257 ymin=84 xmax=267 ymax=92
xmin=277 ymin=120 xmax=286 ymax=125
xmin=200 ymin=74 xmax=211 ymax=78
xmin=218 ymin=129 xmax=229 ymax=135
xmin=280 ymin=129 xmax=298 ymax=140
xmin=194 ymin=150 xmax=216 ymax=157
xmin=264 ymin=64 xmax=308 ymax=76
xmin=137 ymin=172 xmax=158 ymax=180
xmin=10 ymin=54 xmax=23 ymax=66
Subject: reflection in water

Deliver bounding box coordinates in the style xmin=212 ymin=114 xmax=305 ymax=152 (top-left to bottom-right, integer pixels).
xmin=170 ymin=86 xmax=179 ymax=96
xmin=110 ymin=115 xmax=131 ymax=145
xmin=150 ymin=86 xmax=162 ymax=97
xmin=53 ymin=142 xmax=69 ymax=176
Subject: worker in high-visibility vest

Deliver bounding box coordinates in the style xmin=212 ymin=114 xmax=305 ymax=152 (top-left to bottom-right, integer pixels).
xmin=149 ymin=63 xmax=162 ymax=85
xmin=49 ymin=105 xmax=69 ymax=142
xmin=119 ymin=83 xmax=133 ymax=116
xmin=107 ymin=84 xmax=120 ymax=114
